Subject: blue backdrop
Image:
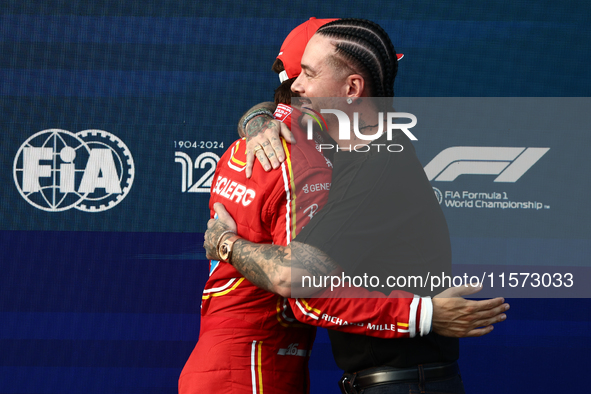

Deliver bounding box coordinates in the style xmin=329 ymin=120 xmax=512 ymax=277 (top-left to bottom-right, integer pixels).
xmin=1 ymin=1 xmax=590 ymax=393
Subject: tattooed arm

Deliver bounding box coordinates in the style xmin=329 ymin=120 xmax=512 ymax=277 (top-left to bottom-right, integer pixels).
xmin=229 ymin=240 xmax=340 ymax=297
xmin=204 ymin=203 xmax=509 ymax=336
xmin=237 ymin=102 xmax=276 ymax=137
xmin=204 ymin=203 xmax=340 ymax=297
xmin=238 ymin=102 xmax=296 ymax=178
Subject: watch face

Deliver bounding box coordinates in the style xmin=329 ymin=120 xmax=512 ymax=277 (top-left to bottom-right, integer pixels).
xmin=220 ymin=243 xmax=230 ymax=260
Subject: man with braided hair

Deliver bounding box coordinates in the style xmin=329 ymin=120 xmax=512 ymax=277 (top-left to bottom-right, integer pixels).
xmin=206 ymin=18 xmax=509 ymax=393
xmin=318 ymin=19 xmax=398 ymax=98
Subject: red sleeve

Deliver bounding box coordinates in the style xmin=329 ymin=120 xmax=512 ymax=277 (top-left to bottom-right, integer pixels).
xmin=287 ymin=288 xmax=430 ymax=339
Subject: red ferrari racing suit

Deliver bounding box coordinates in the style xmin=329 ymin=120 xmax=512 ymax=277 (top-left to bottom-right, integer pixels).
xmin=179 ymin=105 xmax=431 ymax=394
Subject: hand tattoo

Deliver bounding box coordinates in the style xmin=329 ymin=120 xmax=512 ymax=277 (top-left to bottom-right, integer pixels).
xmin=245 ymin=116 xmax=277 ymax=140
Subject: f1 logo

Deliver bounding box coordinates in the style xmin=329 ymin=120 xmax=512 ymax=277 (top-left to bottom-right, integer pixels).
xmin=424 ymin=147 xmax=549 ymax=182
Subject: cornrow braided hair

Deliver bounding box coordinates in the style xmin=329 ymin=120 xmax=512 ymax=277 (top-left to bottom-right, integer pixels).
xmin=316 ymin=18 xmax=398 ymax=97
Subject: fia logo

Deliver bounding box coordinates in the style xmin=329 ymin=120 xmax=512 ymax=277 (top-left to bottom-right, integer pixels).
xmin=13 ymin=129 xmax=134 ymax=212
xmin=175 ymin=151 xmax=220 ymax=193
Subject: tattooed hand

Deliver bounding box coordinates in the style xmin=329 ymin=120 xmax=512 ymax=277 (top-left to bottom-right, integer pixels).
xmin=204 ymin=203 xmax=238 ymax=261
xmin=245 ymin=116 xmax=295 ymax=179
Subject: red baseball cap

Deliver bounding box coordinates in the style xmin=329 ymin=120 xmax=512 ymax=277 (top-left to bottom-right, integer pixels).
xmin=276 ymin=18 xmax=338 ymax=82
xmin=276 ymin=17 xmax=404 ymax=83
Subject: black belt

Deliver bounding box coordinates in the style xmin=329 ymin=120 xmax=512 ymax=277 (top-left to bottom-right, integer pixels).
xmin=338 ymin=362 xmax=459 ymax=394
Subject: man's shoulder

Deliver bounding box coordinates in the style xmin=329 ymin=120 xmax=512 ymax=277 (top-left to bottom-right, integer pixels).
xmin=289 ymin=138 xmax=333 ymax=175
xmin=218 ymin=138 xmax=247 ymax=170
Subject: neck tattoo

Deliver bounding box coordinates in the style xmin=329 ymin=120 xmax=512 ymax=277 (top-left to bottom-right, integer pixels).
xmin=358 ymin=123 xmax=379 ymax=131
